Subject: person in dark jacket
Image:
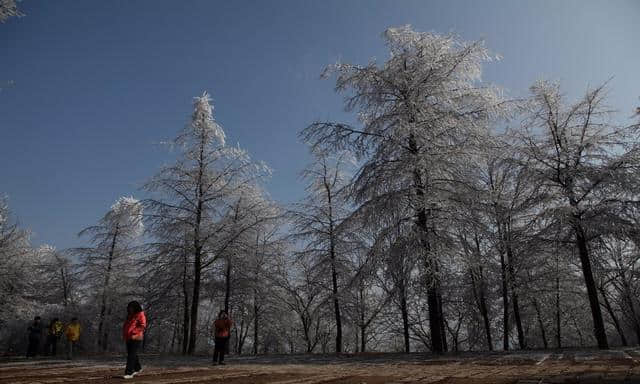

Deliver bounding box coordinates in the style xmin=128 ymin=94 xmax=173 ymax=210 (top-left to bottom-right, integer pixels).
xmin=26 ymin=316 xmax=42 ymax=358
xmin=212 ymin=310 xmax=233 ymax=365
xmin=44 ymin=318 xmax=63 ymax=356
xmin=122 ymin=301 xmax=146 ymax=379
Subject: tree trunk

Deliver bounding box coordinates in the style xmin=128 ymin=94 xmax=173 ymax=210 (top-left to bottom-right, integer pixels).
xmin=510 ymin=287 xmax=525 ymax=349
xmin=182 ymin=250 xmax=190 ymax=355
xmin=102 ymin=302 xmax=112 ymax=351
xmin=409 ymin=134 xmax=444 ymax=355
xmin=224 ymin=259 xmax=232 ymax=313
xmin=187 ymin=245 xmax=201 ymax=354
xmin=187 ymin=122 xmax=207 ymax=355
xmin=331 ymin=259 xmax=342 ymax=353
xmin=622 ymin=285 xmax=640 ymax=345
xmin=400 ymin=291 xmax=411 ymax=353
xmin=170 ymin=309 xmax=179 ymax=352
xmin=599 ymin=286 xmax=627 ymax=347
xmin=505 ymin=241 xmax=525 ymax=350
xmin=253 ymin=300 xmax=259 ymax=355
xmin=323 ymin=170 xmax=343 ymax=354
xmin=60 ymin=266 xmax=69 ymax=307
xmin=499 ymin=247 xmax=509 ymax=351
xmin=360 ymin=285 xmax=366 ymax=352
xmin=472 ymin=235 xmax=492 ymax=351
xmin=555 ymin=253 xmax=561 ymax=349
xmin=574 ymin=222 xmax=608 ymax=349
xmin=416 ymin=202 xmax=444 ymax=354
xmin=532 ymin=298 xmax=548 ymax=349
xmin=438 ymin=291 xmax=448 ymax=352
xmin=426 ymin=281 xmax=444 ymax=353
xmin=98 ymin=227 xmax=118 ymax=352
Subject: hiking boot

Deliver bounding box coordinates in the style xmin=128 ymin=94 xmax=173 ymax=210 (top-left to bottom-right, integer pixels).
xmin=133 ymin=368 xmax=143 ymax=376
xmin=123 ymin=374 xmax=134 ymax=379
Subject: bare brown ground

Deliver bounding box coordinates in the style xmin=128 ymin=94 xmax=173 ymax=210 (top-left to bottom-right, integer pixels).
xmin=3 ymin=349 xmax=640 ymax=384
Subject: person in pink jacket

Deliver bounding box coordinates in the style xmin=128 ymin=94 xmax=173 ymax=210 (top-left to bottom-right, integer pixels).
xmin=122 ymin=301 xmax=146 ymax=379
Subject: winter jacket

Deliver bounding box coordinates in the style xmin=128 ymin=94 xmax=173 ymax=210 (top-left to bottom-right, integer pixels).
xmin=123 ymin=311 xmax=146 ymax=341
xmin=66 ymin=323 xmax=81 ymax=342
xmin=214 ymin=318 xmax=233 ymax=338
xmin=27 ymin=323 xmax=42 ymax=340
xmin=49 ymin=320 xmax=63 ymax=336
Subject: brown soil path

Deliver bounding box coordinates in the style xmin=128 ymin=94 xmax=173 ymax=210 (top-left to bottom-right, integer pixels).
xmin=2 ymin=349 xmax=640 ymax=383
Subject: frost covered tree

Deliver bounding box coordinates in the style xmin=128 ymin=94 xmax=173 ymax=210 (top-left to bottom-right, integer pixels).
xmin=274 ymin=253 xmax=328 ymax=353
xmin=75 ymin=196 xmax=143 ymax=351
xmin=302 ymin=26 xmax=506 ymax=353
xmin=139 ymin=219 xmax=193 ymax=353
xmin=144 ymin=92 xmax=270 ymax=354
xmin=289 ymin=152 xmax=353 ymax=353
xmin=36 ymin=245 xmax=76 ymax=308
xmin=0 ymin=197 xmax=34 ymax=325
xmin=0 ymin=0 xmax=21 ymax=23
xmin=466 ymin=147 xmax=543 ymax=350
xmin=516 ymin=81 xmax=640 ymax=349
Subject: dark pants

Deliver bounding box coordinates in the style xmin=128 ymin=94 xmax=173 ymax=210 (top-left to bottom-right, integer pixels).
xmin=213 ymin=337 xmax=229 ymax=363
xmin=45 ymin=335 xmax=59 ymax=356
xmin=67 ymin=340 xmax=76 ymax=360
xmin=26 ymin=336 xmax=40 ymax=357
xmin=125 ymin=340 xmax=142 ymax=375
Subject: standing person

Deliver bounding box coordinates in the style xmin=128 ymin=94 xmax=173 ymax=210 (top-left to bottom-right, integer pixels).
xmin=65 ymin=318 xmax=81 ymax=360
xmin=44 ymin=318 xmax=63 ymax=356
xmin=212 ymin=310 xmax=233 ymax=365
xmin=122 ymin=301 xmax=146 ymax=379
xmin=26 ymin=316 xmax=42 ymax=358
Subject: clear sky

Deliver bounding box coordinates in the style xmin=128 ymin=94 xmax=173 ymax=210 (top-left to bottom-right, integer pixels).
xmin=1 ymin=0 xmax=638 ymax=249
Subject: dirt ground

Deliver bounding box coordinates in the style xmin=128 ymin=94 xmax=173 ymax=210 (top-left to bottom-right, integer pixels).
xmin=3 ymin=349 xmax=640 ymax=383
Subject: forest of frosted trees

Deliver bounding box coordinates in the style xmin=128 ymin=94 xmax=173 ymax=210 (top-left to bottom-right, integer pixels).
xmin=2 ymin=26 xmax=640 ymax=356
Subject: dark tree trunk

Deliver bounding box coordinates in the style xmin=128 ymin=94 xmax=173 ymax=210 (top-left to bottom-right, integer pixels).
xmin=187 ymin=246 xmax=201 ymax=354
xmin=438 ymin=291 xmax=448 ymax=352
xmin=170 ymin=309 xmax=179 ymax=352
xmin=599 ymin=286 xmax=627 ymax=347
xmin=409 ymin=134 xmax=445 ymax=355
xmin=574 ymin=222 xmax=608 ymax=349
xmin=253 ymin=300 xmax=259 ymax=355
xmin=416 ymin=202 xmax=444 ymax=354
xmin=98 ymin=227 xmax=118 ymax=352
xmin=472 ymin=235 xmax=492 ymax=351
xmin=324 ymin=171 xmax=342 ymax=354
xmin=331 ymin=260 xmax=342 ymax=353
xmin=426 ymin=281 xmax=444 ymax=353
xmin=555 ymin=268 xmax=561 ymax=349
xmin=360 ymin=285 xmax=366 ymax=352
xmin=621 ymin=283 xmax=640 ymax=345
xmin=60 ymin=266 xmax=69 ymax=307
xmin=224 ymin=260 xmax=232 ymax=313
xmin=400 ymin=290 xmax=411 ymax=353
xmin=187 ymin=125 xmax=208 ymax=355
xmin=506 ymin=244 xmax=525 ymax=349
xmin=102 ymin=303 xmax=112 ymax=351
xmin=510 ymin=286 xmax=525 ymax=349
xmin=532 ymin=298 xmax=548 ymax=349
xmin=471 ymin=268 xmax=493 ymax=351
xmin=181 ymin=251 xmax=190 ymax=355
xmin=499 ymin=247 xmax=509 ymax=351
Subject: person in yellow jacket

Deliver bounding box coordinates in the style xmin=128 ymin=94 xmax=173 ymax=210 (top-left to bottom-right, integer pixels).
xmin=65 ymin=318 xmax=81 ymax=360
xmin=45 ymin=318 xmax=63 ymax=356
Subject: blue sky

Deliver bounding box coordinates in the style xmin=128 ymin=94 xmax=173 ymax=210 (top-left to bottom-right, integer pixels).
xmin=1 ymin=0 xmax=638 ymax=249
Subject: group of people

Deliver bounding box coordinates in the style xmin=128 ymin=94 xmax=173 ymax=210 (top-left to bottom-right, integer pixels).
xmin=121 ymin=303 xmax=233 ymax=379
xmin=26 ymin=316 xmax=81 ymax=359
xmin=25 ymin=302 xmax=233 ymax=380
